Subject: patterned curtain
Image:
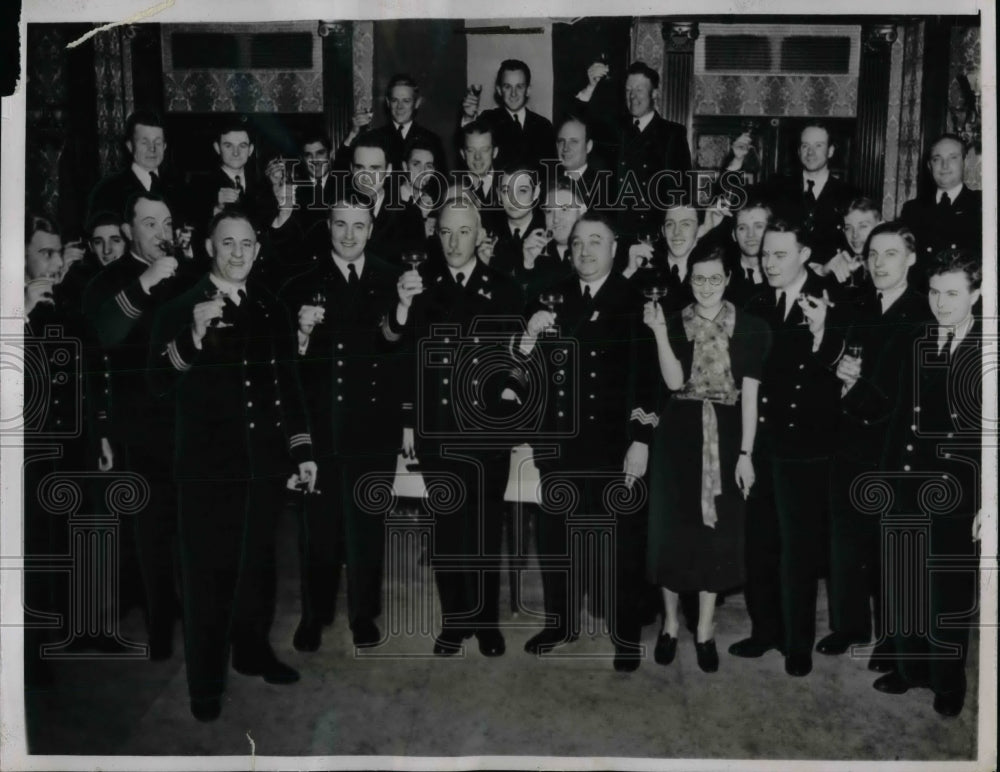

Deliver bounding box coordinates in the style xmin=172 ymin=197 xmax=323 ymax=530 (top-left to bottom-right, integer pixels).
xmin=93 ymin=28 xmax=134 ymax=177
xmin=25 ymin=27 xmax=70 ymax=221
xmin=630 ymin=18 xmax=666 ymax=115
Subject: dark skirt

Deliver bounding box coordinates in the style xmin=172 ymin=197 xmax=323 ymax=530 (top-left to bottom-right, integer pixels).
xmin=646 ymin=397 xmax=746 ymax=593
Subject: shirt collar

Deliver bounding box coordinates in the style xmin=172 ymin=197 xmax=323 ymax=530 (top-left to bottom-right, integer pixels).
xmin=372 ymin=189 xmax=386 ymax=219
xmin=936 ymin=183 xmax=964 ymax=203
xmin=220 ymin=166 xmax=246 ymax=186
xmin=878 ymin=283 xmax=907 ymax=313
xmin=448 ymin=260 xmax=476 ymax=285
xmin=939 ymin=313 xmax=974 ymax=351
xmin=667 ymin=253 xmax=689 ymax=280
xmin=507 ymin=107 xmax=527 ymax=125
xmin=209 ymin=273 xmax=246 ymax=304
xmin=129 ymin=250 xmax=153 ymax=267
xmin=395 ymin=120 xmax=413 ymax=138
xmin=779 ymin=269 xmax=810 ymax=316
xmin=580 ymin=272 xmax=610 ymax=298
xmin=633 ymin=111 xmax=655 ymax=132
xmin=803 ymin=168 xmax=830 ymax=196
xmin=564 ymin=163 xmax=588 ymax=178
xmin=131 ymin=163 xmax=155 ymax=190
xmin=332 ymin=253 xmax=364 ymax=282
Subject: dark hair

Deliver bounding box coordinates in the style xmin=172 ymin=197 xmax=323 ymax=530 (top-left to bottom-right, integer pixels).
xmin=496 ymin=59 xmax=531 ymax=87
xmin=25 ymin=214 xmax=59 ymax=244
xmin=928 ymin=133 xmax=969 ymax=161
xmin=386 ymin=73 xmax=420 ymax=98
xmin=206 ymin=205 xmax=257 ymax=238
xmin=214 ymin=117 xmax=254 ymax=146
xmin=800 ymin=121 xmax=833 ymax=144
xmin=500 ymin=162 xmax=539 ymax=186
xmin=352 ymin=131 xmax=390 ymax=167
xmin=626 ymin=61 xmax=660 ymax=91
xmin=123 ymin=191 xmax=170 ymax=225
xmin=461 ymin=117 xmax=494 ymax=144
xmin=865 ymin=221 xmax=917 ymax=256
xmin=845 ymin=196 xmax=882 ymax=220
xmin=86 ymin=210 xmax=123 ymax=234
xmin=329 ymin=191 xmax=375 ymax=219
xmin=300 ymin=131 xmax=332 ymax=153
xmin=125 ymin=110 xmax=165 ymax=143
xmin=571 ymin=210 xmax=617 ymax=238
xmin=734 ymin=199 xmax=773 ymax=227
xmin=405 ymin=139 xmax=437 ymax=164
xmin=765 ymin=217 xmax=809 ymax=247
xmin=688 ymin=244 xmax=730 ymax=275
xmin=927 ymin=248 xmax=981 ymax=291
xmin=545 ymin=181 xmax=586 ymax=207
xmin=556 ymin=113 xmax=591 ymax=144
xmin=664 ymin=198 xmax=705 ymax=225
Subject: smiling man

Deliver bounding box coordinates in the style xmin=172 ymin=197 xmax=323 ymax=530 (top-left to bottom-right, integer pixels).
xmin=149 ymin=206 xmax=316 ymax=722
xmin=724 ymin=201 xmax=771 ymax=306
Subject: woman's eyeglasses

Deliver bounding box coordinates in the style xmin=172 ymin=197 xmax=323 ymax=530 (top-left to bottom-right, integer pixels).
xmin=690 ymin=274 xmax=725 ymax=287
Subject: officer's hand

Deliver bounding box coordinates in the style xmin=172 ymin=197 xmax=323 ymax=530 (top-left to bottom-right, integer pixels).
xmin=835 ymin=353 xmax=862 ymax=391
xmin=627 ymin=242 xmax=655 ymax=275
xmin=218 ymin=187 xmax=240 ymax=206
xmin=61 ymin=240 xmax=86 ymax=274
xmin=98 ymin=437 xmax=114 ymax=472
xmin=298 ymin=460 xmax=318 ymax=493
xmin=623 ymin=441 xmax=648 ymax=490
xmin=476 ymin=234 xmax=497 ymax=264
xmin=825 ymin=251 xmax=855 ymax=284
xmin=397 ymin=269 xmax=424 ymax=307
xmin=402 ymin=427 xmax=416 ymax=460
xmin=139 ymin=256 xmax=179 ymax=292
xmin=25 ymin=278 xmax=55 ymax=314
xmin=461 ymin=87 xmax=480 ymax=119
xmin=642 ymin=300 xmax=666 ymax=331
xmin=298 ymin=304 xmax=325 ymax=335
xmin=526 ymin=309 xmax=557 ymax=338
xmin=265 ymin=158 xmax=286 ymax=187
xmin=191 ymin=297 xmax=226 ymax=344
xmin=587 ymin=62 xmax=610 ymax=88
xmin=522 ymin=228 xmax=548 ymax=269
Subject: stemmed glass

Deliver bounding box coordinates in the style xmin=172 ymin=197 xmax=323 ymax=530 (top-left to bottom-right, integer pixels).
xmin=402 ymin=251 xmax=428 ymax=271
xmin=538 ymin=291 xmax=564 ymax=336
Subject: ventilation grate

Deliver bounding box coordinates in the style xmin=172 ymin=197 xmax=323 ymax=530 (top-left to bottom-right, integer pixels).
xmin=704 ymin=35 xmax=772 ymax=72
xmin=780 ymin=36 xmax=852 ymax=74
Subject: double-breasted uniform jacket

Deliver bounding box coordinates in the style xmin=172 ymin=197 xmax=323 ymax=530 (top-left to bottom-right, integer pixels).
xmin=279 ymin=253 xmax=405 ymax=459
xmin=837 ymin=287 xmax=933 ymax=463
xmin=760 ymin=174 xmax=858 ymax=263
xmin=147 ymin=274 xmax=313 ymax=481
xmin=517 ymin=271 xmax=659 ymax=473
xmin=389 ymin=258 xmax=525 ymax=456
xmin=744 ymin=272 xmax=847 ymax=460
xmin=81 ymin=253 xmax=201 ymax=449
xmin=899 ymin=186 xmax=982 ymax=264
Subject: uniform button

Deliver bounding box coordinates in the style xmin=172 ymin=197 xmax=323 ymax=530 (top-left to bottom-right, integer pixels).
xmin=588 ymin=415 xmax=595 ymax=421
xmin=270 ymin=359 xmax=275 ymax=364
xmin=558 ymin=390 xmax=565 ymax=396
xmin=798 ymin=364 xmax=805 ymax=370
xmin=337 ymin=395 xmax=343 ymax=402
xmin=762 ymin=397 xmax=768 ymax=403
xmin=55 ymin=419 xmax=62 ymax=426
xmin=275 ymin=421 xmax=281 ymax=427
xmin=590 ymin=371 xmax=596 ymax=378
xmin=104 ymin=373 xmax=110 ymax=379
xmin=371 ymin=380 xmax=377 ymax=386
xmin=443 ymin=338 xmax=451 ymax=343
xmin=913 ymin=407 xmax=921 ymax=413
xmin=53 ymin=399 xmax=59 ymax=405
xmin=590 ymin=351 xmax=596 ymax=357
xmin=243 ymin=360 xmax=248 ymax=365
xmin=472 ymin=379 xmax=479 ymax=386
xmin=337 ymin=377 xmax=343 ymax=384
xmin=759 ymin=417 xmax=765 ymax=423
xmin=443 ymin=378 xmax=449 ymax=385
xmin=558 ymin=411 xmax=564 ymax=417
xmin=245 ymin=380 xmax=251 ymax=386
xmin=903 ymin=464 xmax=911 ymax=471
xmin=373 ymin=363 xmax=378 ymax=368
xmin=472 ymin=358 xmax=479 ymax=365
xmin=473 ymin=337 xmax=480 ymax=343
xmin=950 ymin=413 xmax=958 ymax=419
xmin=103 ymin=389 xmax=109 ymax=395
xmin=247 ymin=401 xmax=253 ymax=407
xmin=910 ymin=424 xmax=917 ymax=431
xmin=790 ymin=403 xmax=797 ymax=409
xmin=441 ymin=398 xmax=449 ymax=405
xmin=906 ymin=444 xmax=913 ymax=451
xmin=443 ymin=358 xmax=450 ymax=364
xmin=946 ymin=432 xmax=954 ymax=439
xmin=794 ymin=385 xmax=801 ymax=390
xmin=371 ymin=397 xmax=377 ymax=403
xmin=337 ymin=343 xmax=344 ymax=350
xmin=788 ymin=422 xmax=795 ymax=428
xmin=337 ymin=360 xmax=344 ymax=366
xmin=557 ymin=369 xmax=565 ymax=376
xmin=249 ymin=422 xmax=255 ymax=428
xmin=274 ymin=399 xmax=281 ymax=405
xmin=944 ymin=452 xmax=951 ymax=459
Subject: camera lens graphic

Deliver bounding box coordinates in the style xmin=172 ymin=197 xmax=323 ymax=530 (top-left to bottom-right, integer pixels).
xmin=452 ymin=344 xmax=547 ymax=433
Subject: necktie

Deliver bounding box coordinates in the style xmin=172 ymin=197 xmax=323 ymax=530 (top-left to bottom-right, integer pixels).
xmin=315 ymin=178 xmax=325 ymax=208
xmin=513 ymin=228 xmax=522 ymax=242
xmin=939 ymin=192 xmax=952 ymax=209
xmin=455 ymin=271 xmax=465 ymax=287
xmin=876 ymin=291 xmax=884 ymax=313
xmin=776 ymin=291 xmax=785 ymax=319
xmin=582 ymin=284 xmax=592 ymax=302
xmin=513 ymin=113 xmax=521 ymax=131
xmin=397 ymin=123 xmax=406 ymax=139
xmin=347 ymin=263 xmax=359 ymax=287
xmin=805 ymin=179 xmax=816 ymax=203
xmin=633 ymin=119 xmax=641 ymax=132
xmin=940 ymin=329 xmax=955 ymax=359
xmin=670 ymin=263 xmax=680 ymax=283
xmin=235 ymin=174 xmax=244 ymax=195
xmin=149 ymin=171 xmax=161 ymax=193
xmin=745 ymin=267 xmax=754 ymax=282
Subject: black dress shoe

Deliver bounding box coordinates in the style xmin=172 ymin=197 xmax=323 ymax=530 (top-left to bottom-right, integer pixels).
xmin=784 ymin=653 xmax=812 ymax=677
xmin=873 ymin=671 xmax=910 ymax=694
xmin=613 ymin=643 xmax=641 ymax=672
xmin=475 ymin=629 xmax=506 ymax=657
xmin=351 ymin=619 xmax=380 ymax=648
xmin=933 ymin=690 xmax=965 ymax=717
xmin=190 ymin=697 xmax=222 ymax=722
xmin=653 ymin=633 xmax=677 ymax=666
xmin=432 ymin=629 xmax=473 ymax=656
xmin=293 ymin=619 xmax=322 ymax=652
xmin=728 ymin=636 xmax=781 ymax=658
xmin=695 ymin=639 xmax=719 ymax=673
xmin=524 ymin=629 xmax=578 ymax=655
xmin=233 ymin=649 xmax=301 ymax=685
xmin=815 ymin=632 xmax=868 ymax=656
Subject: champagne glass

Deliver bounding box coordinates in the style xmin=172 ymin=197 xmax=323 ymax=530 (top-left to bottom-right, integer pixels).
xmin=538 ymin=291 xmax=564 ymax=336
xmin=402 ymin=251 xmax=428 ymax=271
xmin=846 ymin=343 xmax=863 ymax=360
xmin=208 ymin=288 xmax=233 ymax=329
xmin=642 ymin=285 xmax=669 ymax=304
xmin=471 ymin=84 xmax=483 ymax=97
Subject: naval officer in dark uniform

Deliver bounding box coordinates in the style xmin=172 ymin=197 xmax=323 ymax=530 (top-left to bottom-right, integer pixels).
xmin=280 ymin=193 xmax=406 ymax=652
xmin=148 ymin=206 xmax=316 ymax=722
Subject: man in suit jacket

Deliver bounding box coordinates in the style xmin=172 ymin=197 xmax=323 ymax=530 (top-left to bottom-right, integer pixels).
xmin=820 ymin=222 xmax=932 ymax=671
xmin=622 ymin=201 xmax=699 ymax=315
xmin=899 ymin=134 xmax=982 ymax=280
xmin=337 ymin=74 xmax=447 ymax=176
xmin=848 ymin=248 xmax=982 ymax=717
xmin=573 ymin=61 xmax=692 ymax=246
xmin=515 ymin=211 xmax=658 ymax=671
xmin=82 ymin=192 xmax=191 ymax=660
xmin=547 ymin=114 xmax=614 ymax=217
xmin=148 ymin=207 xmax=316 ymax=722
xmin=391 ymin=194 xmax=525 ymax=658
xmin=458 ymin=59 xmax=556 ymax=174
xmin=456 ymin=118 xmax=503 ymax=212
xmin=723 ymin=201 xmax=770 ymax=307
xmin=348 ymin=133 xmax=426 ymax=266
xmin=279 ymin=194 xmax=405 ymax=653
xmin=293 ymin=132 xmax=341 ymax=239
xmin=759 ymin=123 xmax=858 ymax=265
xmin=87 ymin=111 xmax=184 ymax=226
xmin=732 ymin=218 xmax=846 ymax=678
xmin=487 ymin=165 xmax=546 ymax=274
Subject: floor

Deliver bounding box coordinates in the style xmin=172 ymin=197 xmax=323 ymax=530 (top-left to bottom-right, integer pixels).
xmin=22 ymin=504 xmax=981 ymax=763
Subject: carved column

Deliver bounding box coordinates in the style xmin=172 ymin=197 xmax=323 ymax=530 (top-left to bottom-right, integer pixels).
xmin=855 ymin=24 xmax=897 ymax=197
xmin=660 ymin=21 xmax=698 ymax=130
xmin=319 ymin=21 xmax=355 ymax=151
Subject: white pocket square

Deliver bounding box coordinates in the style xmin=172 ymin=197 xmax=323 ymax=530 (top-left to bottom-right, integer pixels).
xmin=590 ymin=310 xmax=600 ymax=321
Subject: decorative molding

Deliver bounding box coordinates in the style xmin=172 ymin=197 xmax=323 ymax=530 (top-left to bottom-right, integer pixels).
xmin=863 ymin=24 xmax=898 ymax=52
xmin=94 ymin=27 xmax=131 ymax=176
xmin=318 ymin=21 xmax=350 ymax=38
xmin=661 ymin=21 xmax=699 ymax=53
xmin=882 ymin=32 xmax=905 ymax=218
xmin=352 ymin=20 xmax=375 ymax=114
xmin=856 ymin=23 xmax=896 ymax=198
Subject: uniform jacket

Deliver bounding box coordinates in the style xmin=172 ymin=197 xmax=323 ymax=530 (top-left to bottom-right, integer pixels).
xmin=899 ymin=186 xmax=982 ymax=264
xmin=87 ymin=166 xmax=185 ymax=225
xmin=459 ymin=107 xmax=556 ymax=174
xmin=760 ymin=173 xmax=859 ymax=263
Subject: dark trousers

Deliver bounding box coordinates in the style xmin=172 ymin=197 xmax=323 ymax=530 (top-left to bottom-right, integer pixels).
xmin=828 ymin=453 xmax=888 ymax=651
xmin=890 ymin=514 xmax=977 ymax=696
xmin=428 ymin=450 xmax=507 ymax=631
xmin=177 ymin=477 xmax=284 ymax=701
xmin=126 ymin=443 xmax=180 ymax=644
xmin=536 ymin=472 xmax=646 ymax=646
xmin=298 ymin=455 xmax=388 ymax=629
xmin=745 ymin=444 xmax=829 ymax=657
